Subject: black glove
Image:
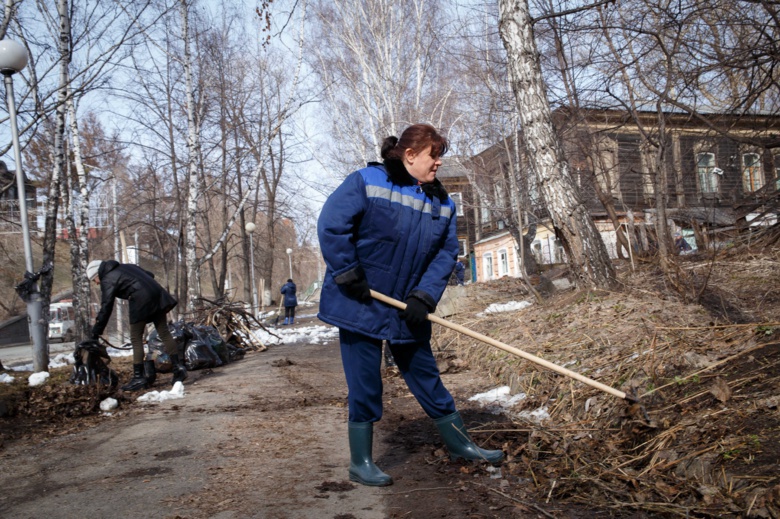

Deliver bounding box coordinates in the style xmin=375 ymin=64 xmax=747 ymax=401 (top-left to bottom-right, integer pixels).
xmin=342 ymin=277 xmax=372 ymax=303
xmin=90 ymin=327 xmax=101 ymax=341
xmin=399 ymin=296 xmax=429 ymax=326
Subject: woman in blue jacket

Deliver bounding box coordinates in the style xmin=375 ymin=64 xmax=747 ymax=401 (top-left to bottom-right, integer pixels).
xmin=317 ymin=124 xmax=503 ymax=487
xmin=280 ymin=278 xmax=298 ymax=325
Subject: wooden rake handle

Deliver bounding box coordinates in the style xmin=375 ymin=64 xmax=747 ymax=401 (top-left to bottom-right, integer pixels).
xmin=370 ymin=289 xmax=633 ymax=402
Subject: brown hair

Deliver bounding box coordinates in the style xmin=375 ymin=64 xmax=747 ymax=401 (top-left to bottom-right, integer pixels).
xmin=380 ymin=124 xmax=449 ymax=161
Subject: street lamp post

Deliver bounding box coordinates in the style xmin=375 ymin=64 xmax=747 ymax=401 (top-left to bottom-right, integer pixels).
xmin=1 ymin=39 xmax=48 ymax=371
xmin=286 ymin=248 xmax=293 ymax=279
xmin=111 ymin=169 xmax=125 ymax=341
xmin=245 ymin=222 xmax=259 ymax=318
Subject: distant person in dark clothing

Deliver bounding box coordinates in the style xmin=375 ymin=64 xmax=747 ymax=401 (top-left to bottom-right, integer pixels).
xmin=453 ymin=259 xmax=465 ymax=286
xmin=674 ymin=233 xmax=692 ymax=253
xmin=280 ymin=278 xmax=298 ymax=325
xmin=87 ymin=260 xmax=186 ymax=391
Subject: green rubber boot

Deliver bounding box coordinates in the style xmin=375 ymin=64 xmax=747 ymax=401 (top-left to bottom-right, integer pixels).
xmin=434 ymin=411 xmax=504 ymax=464
xmin=348 ymin=422 xmax=393 ymax=486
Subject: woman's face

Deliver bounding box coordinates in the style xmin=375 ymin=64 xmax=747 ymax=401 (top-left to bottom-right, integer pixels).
xmin=404 ymin=145 xmax=442 ymax=183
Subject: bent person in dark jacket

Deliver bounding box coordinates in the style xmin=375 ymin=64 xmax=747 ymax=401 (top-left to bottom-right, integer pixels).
xmin=87 ymin=260 xmax=187 ymax=391
xmin=280 ymin=278 xmax=298 ymax=325
xmin=317 ymin=124 xmax=503 ymax=488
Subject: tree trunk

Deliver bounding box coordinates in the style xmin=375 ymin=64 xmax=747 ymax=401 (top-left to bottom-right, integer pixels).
xmin=181 ymin=0 xmax=201 ymax=312
xmin=498 ymin=0 xmax=617 ymax=289
xmin=66 ymin=91 xmax=94 ymax=341
xmin=35 ymin=0 xmax=70 ymax=371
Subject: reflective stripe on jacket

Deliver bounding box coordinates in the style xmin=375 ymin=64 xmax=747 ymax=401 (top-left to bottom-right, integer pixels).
xmin=317 ymin=162 xmax=458 ymax=343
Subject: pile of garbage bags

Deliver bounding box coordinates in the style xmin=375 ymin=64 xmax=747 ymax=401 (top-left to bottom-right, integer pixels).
xmin=147 ymin=320 xmax=247 ymax=373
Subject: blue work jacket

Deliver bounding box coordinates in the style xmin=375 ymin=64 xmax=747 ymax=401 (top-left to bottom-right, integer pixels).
xmin=281 ymin=281 xmax=298 ymax=307
xmin=317 ymin=161 xmax=458 ymax=343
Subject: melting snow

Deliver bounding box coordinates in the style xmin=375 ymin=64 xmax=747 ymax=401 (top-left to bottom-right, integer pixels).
xmin=477 ymin=300 xmax=532 ymax=317
xmin=137 ymin=381 xmax=185 ymax=403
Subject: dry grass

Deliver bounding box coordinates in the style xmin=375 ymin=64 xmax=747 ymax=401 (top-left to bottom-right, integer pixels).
xmin=435 ymin=245 xmax=780 ymax=517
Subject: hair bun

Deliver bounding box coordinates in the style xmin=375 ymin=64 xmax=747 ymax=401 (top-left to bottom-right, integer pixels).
xmin=380 ymin=136 xmax=400 ymax=159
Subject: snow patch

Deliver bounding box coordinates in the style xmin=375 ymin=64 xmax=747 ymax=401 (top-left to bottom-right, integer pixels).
xmin=469 ymin=386 xmax=527 ymax=413
xmin=28 ymin=372 xmax=50 ymax=386
xmin=137 ymin=381 xmax=185 ymax=403
xmin=100 ymin=398 xmax=118 ymax=411
xmin=477 ymin=301 xmax=532 ymax=317
xmin=469 ymin=386 xmax=550 ymax=422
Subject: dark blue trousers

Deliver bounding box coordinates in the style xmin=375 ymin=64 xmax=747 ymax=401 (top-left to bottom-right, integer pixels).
xmin=339 ymin=328 xmax=457 ymax=423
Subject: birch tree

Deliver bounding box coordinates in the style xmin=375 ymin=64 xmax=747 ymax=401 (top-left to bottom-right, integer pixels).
xmin=174 ymin=0 xmax=307 ymax=310
xmin=308 ymin=0 xmax=456 ymax=172
xmin=498 ymin=0 xmax=617 ymax=289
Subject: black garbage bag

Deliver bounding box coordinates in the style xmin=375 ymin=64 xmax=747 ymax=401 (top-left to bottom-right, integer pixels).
xmin=226 ymin=342 xmax=247 ymax=362
xmin=195 ymin=325 xmax=230 ymax=365
xmin=154 ymin=352 xmax=173 ymax=373
xmin=184 ymin=325 xmax=224 ymax=370
xmin=70 ymin=339 xmax=118 ymax=388
xmin=147 ymin=320 xmax=191 ymax=372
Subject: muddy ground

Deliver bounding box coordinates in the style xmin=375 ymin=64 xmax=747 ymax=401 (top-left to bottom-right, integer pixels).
xmin=1 ymin=243 xmax=779 ymax=518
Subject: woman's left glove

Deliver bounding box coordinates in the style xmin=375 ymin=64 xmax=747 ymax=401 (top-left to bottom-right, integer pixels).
xmin=399 ymin=296 xmax=429 ymax=326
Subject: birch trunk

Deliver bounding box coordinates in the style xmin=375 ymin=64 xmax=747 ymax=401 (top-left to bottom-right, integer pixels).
xmin=180 ymin=0 xmax=201 ymax=312
xmin=35 ymin=0 xmax=70 ymax=371
xmin=498 ymin=0 xmax=616 ymax=289
xmin=39 ymin=4 xmax=68 ymax=361
xmin=65 ymin=90 xmax=94 ymax=340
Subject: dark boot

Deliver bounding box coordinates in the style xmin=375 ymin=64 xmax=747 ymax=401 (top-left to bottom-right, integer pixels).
xmin=169 ymin=354 xmax=188 ymax=384
xmin=434 ymin=411 xmax=504 ymax=464
xmin=121 ymin=363 xmax=149 ymax=391
xmin=348 ymin=422 xmax=393 ymax=486
xmin=143 ymin=359 xmax=156 ymax=385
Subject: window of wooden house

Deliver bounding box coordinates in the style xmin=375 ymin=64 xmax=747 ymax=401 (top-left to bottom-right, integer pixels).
xmin=639 ymin=143 xmax=657 ymax=200
xmin=773 ymin=153 xmax=780 ymax=189
xmin=498 ymin=249 xmax=509 ymax=276
xmin=458 ymin=239 xmax=467 ymax=257
xmin=592 ymin=136 xmax=620 ymax=199
xmin=450 ymin=192 xmax=464 ymax=216
xmin=742 ymin=152 xmax=763 ymax=193
xmin=482 ymin=252 xmax=494 ymax=280
xmin=480 ymin=204 xmax=490 ymax=225
xmin=696 ymin=152 xmax=720 ymax=194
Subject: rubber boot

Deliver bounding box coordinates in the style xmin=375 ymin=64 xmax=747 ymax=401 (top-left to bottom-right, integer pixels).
xmin=282 ymin=317 xmax=289 ymax=325
xmin=121 ymin=363 xmax=149 ymax=391
xmin=143 ymin=359 xmax=157 ymax=385
xmin=348 ymin=422 xmax=393 ymax=486
xmin=290 ymin=317 xmax=294 ymax=325
xmin=434 ymin=411 xmax=504 ymax=464
xmin=170 ymin=353 xmax=188 ymax=384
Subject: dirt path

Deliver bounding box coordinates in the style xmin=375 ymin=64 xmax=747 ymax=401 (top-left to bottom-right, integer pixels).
xmin=0 ymin=318 xmax=534 ymax=519
xmin=0 ymin=332 xmax=392 ymax=518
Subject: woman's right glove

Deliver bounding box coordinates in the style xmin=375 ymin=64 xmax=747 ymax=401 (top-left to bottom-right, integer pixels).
xmin=342 ymin=276 xmax=372 ymax=303
xmin=399 ymin=296 xmax=429 ymax=326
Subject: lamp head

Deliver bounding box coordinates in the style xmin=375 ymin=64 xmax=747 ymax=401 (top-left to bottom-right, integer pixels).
xmin=286 ymin=248 xmax=293 ymax=255
xmin=0 ymin=40 xmax=28 ymax=75
xmin=245 ymin=222 xmax=256 ymax=233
